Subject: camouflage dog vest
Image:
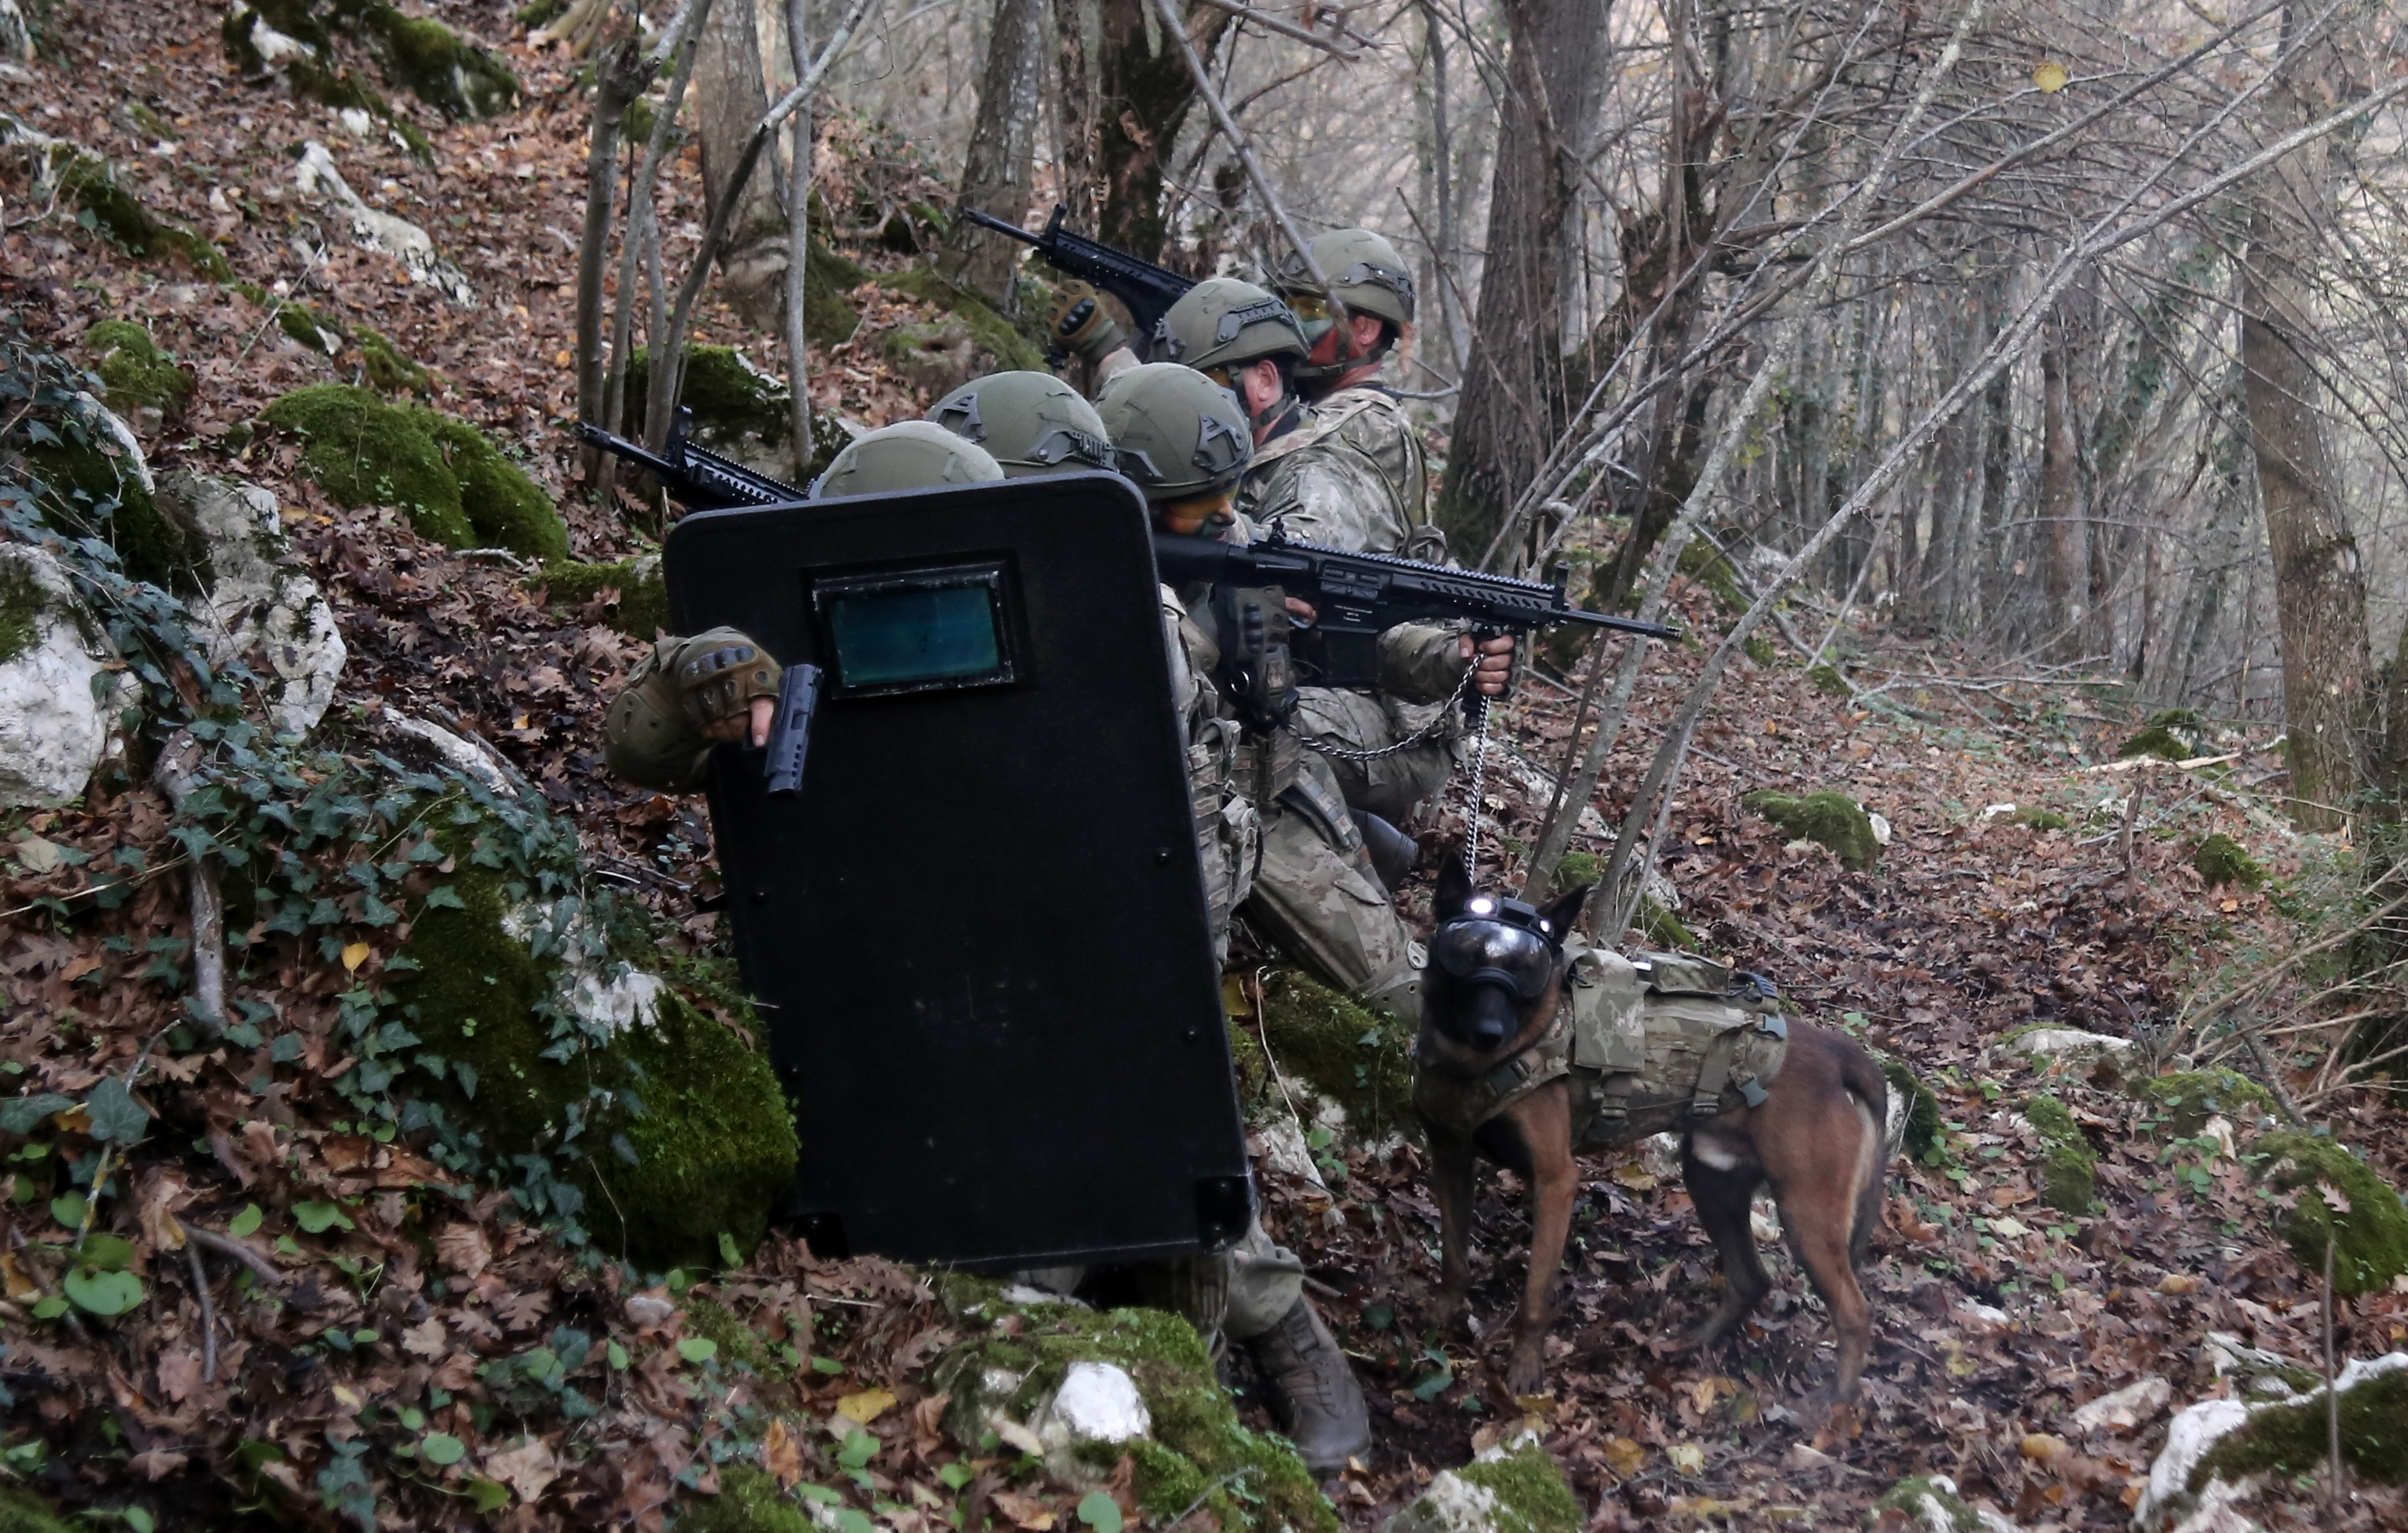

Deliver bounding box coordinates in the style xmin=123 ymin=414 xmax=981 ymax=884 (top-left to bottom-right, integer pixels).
xmin=1415 ymin=938 xmax=1790 ymax=1144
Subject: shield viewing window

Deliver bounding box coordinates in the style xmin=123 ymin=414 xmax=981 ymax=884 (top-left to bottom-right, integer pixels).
xmin=810 ymin=560 xmax=1020 ymax=696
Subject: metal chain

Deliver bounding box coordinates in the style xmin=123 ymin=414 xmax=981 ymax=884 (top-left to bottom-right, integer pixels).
xmin=1292 ymin=664 xmax=1475 ymax=764
xmin=1461 ymin=691 xmax=1494 ymax=880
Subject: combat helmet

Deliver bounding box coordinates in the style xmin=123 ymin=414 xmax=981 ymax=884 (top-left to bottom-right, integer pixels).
xmin=1153 ymin=277 xmax=1309 ymax=376
xmin=812 ymin=419 xmax=1004 ymax=499
xmin=1094 ymin=362 xmax=1253 ymax=505
xmin=927 ymin=371 xmax=1117 ymax=477
xmin=1270 ymin=228 xmax=1417 ymax=386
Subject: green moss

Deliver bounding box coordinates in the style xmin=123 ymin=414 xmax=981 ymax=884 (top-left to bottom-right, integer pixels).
xmin=84 ymin=321 xmax=194 ymax=415
xmin=678 ymin=1464 xmax=814 ymax=1533
xmin=1256 ymin=966 xmax=1415 ymax=1137
xmin=2010 ymin=806 xmax=2069 ymax=831
xmin=0 ymin=1486 xmax=74 ymax=1533
xmin=418 ymin=413 xmax=569 ymax=560
xmin=23 ymin=439 xmax=205 ymax=594
xmin=802 ymin=241 xmax=866 ymax=348
xmin=2025 ymin=1094 xmax=2096 ymax=1214
xmin=391 ymin=848 xmax=797 ymax=1270
xmin=2255 ymin=1133 xmax=2408 ymax=1294
xmin=356 ymin=324 xmax=433 ymax=396
xmin=261 ymin=385 xmax=567 ymax=557
xmin=933 ymin=1303 xmax=1334 ymax=1533
xmin=877 ymin=265 xmax=1048 ymax=372
xmin=1870 ymin=1477 xmax=1975 ymax=1532
xmin=2194 ymin=1367 xmax=2408 ymax=1490
xmin=1876 ymin=1053 xmax=1940 ymax=1158
xmin=277 ymin=302 xmax=348 ymax=355
xmin=1637 ymin=895 xmax=1697 ymax=951
xmin=1674 ymin=538 xmax=1745 ymax=615
xmin=683 ymin=1296 xmax=783 ymax=1376
xmin=0 ymin=559 xmax=40 ymax=666
xmin=44 ymin=147 xmax=230 ymax=278
xmin=1551 ymin=851 xmax=1599 ymax=896
xmin=540 ymin=558 xmax=669 ymax=638
xmin=2194 ymin=834 xmax=2265 ymax=891
xmin=1743 ymin=633 xmax=1776 ymax=666
xmin=1454 ymin=1442 xmax=1583 ymax=1533
xmin=379 ymin=15 xmax=519 ymax=119
xmin=2133 ymin=1070 xmax=2275 ymax=1135
xmin=262 ymin=383 xmax=469 ymax=544
xmin=1806 ymin=663 xmax=1851 ymax=698
xmin=2117 ymin=724 xmax=2190 ymax=763
xmin=1742 ymin=790 xmax=1880 ymax=871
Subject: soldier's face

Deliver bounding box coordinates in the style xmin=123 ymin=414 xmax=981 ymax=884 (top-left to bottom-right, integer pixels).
xmin=1157 ymin=489 xmax=1234 ymax=537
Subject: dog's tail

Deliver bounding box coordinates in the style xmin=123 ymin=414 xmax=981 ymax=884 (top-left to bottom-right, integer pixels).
xmin=1834 ymin=1040 xmax=1890 ymax=1268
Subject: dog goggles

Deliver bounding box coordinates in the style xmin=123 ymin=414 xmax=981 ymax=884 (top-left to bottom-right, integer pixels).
xmin=1430 ymin=895 xmax=1562 ymax=1000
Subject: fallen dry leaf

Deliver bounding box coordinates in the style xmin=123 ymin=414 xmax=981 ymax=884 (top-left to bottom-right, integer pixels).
xmin=485 ymin=1439 xmax=559 ymax=1504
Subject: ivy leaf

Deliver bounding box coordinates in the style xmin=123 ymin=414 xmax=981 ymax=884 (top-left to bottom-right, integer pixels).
xmin=62 ymin=1267 xmax=145 ymax=1316
xmin=86 ymin=1077 xmax=150 ymax=1145
xmin=1078 ymin=1492 xmax=1124 ymax=1533
xmin=464 ymin=1479 xmax=511 ymax=1514
xmin=420 ymin=1433 xmax=466 ymax=1467
xmin=293 ymin=1201 xmax=354 ymax=1234
xmin=676 ymin=1337 xmax=717 ymax=1364
xmin=0 ymin=1093 xmax=73 ymax=1134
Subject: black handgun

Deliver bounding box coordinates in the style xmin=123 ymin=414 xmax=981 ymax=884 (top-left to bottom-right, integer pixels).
xmin=764 ymin=662 xmax=824 ymax=797
xmin=958 ymin=205 xmax=1197 ymax=359
xmin=1150 ymin=529 xmax=1680 ymax=689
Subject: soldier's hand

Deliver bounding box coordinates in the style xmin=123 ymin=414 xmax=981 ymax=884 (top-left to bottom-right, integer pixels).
xmin=1462 ymin=632 xmax=1516 ymax=696
xmin=672 ymin=628 xmax=783 ymax=745
xmin=1047 ymin=279 xmax=1125 ymax=364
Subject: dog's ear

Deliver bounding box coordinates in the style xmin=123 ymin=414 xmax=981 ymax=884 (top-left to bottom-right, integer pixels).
xmin=1539 ymin=883 xmax=1590 ymax=941
xmin=1434 ymin=848 xmax=1473 ymax=918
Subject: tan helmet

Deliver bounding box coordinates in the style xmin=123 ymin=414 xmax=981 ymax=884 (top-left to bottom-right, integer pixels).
xmin=1094 ymin=363 xmax=1253 ymax=504
xmin=1270 ymin=227 xmax=1418 ymax=330
xmin=926 ymin=371 xmax=1117 ymax=477
xmin=811 ymin=419 xmax=1004 ymax=499
xmin=1152 ymin=277 xmax=1308 ymax=375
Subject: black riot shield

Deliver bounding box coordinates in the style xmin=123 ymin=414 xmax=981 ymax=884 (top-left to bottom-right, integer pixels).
xmin=662 ymin=471 xmax=1251 ymax=1269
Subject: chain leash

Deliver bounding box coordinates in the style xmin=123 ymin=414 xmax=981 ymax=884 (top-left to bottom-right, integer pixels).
xmin=1291 ymin=664 xmax=1475 ymax=763
xmin=1461 ymin=689 xmax=1494 ymax=880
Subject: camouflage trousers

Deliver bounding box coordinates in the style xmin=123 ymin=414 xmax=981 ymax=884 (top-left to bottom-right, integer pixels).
xmin=1243 ymin=753 xmax=1424 ymax=1023
xmin=1292 ymin=686 xmax=1458 ymax=827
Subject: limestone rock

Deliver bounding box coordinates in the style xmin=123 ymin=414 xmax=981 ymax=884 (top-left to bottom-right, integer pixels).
xmin=386 ymin=713 xmax=518 ymax=797
xmin=293 ymin=141 xmax=473 ymax=303
xmin=1034 ymin=1360 xmax=1151 ymax=1483
xmin=0 ymin=0 xmax=32 ymax=60
xmin=2069 ymin=1376 xmax=2169 ymax=1435
xmin=2134 ymin=1399 xmax=2251 ymax=1531
xmin=0 ymin=544 xmax=114 ymax=808
xmin=160 ymin=473 xmax=345 ymax=739
xmin=1387 ymin=1434 xmax=1580 ymax=1533
xmin=2007 ymin=1027 xmax=2137 ymax=1065
xmin=1869 ymin=1474 xmax=2022 ymax=1533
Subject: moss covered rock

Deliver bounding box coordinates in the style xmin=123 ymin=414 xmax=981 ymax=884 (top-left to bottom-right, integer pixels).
xmin=877 ymin=265 xmax=1048 ymax=374
xmin=1874 ymin=1050 xmax=1941 ymax=1160
xmin=2255 ymin=1133 xmax=2408 ymax=1294
xmin=261 ymin=385 xmax=567 ymax=558
xmin=1255 ymin=966 xmax=1415 ymax=1139
xmin=1637 ymin=895 xmax=1698 ymax=952
xmin=22 ymin=397 xmax=207 ymax=592
xmin=1742 ymin=789 xmax=1880 ymax=871
xmin=2024 ymin=1094 xmax=2095 ymax=1215
xmin=223 ymin=0 xmax=518 ymax=120
xmin=84 ymin=321 xmax=194 ymax=416
xmin=2194 ymin=1362 xmax=2408 ymax=1491
xmin=1806 ymin=662 xmax=1851 ymax=698
xmin=2120 ymin=709 xmax=2205 ymax=763
xmin=0 ymin=1487 xmax=73 ymax=1533
xmin=2133 ymin=1070 xmax=2275 ymax=1136
xmin=2009 ymin=805 xmax=2069 ymax=831
xmin=2193 ymin=833 xmax=2264 ymax=891
xmin=931 ymin=1284 xmax=1335 ymax=1533
xmin=539 ymin=556 xmax=669 ymax=639
xmin=356 ymin=324 xmax=433 ymax=396
xmin=1674 ymin=537 xmax=1746 ymax=615
xmin=679 ymin=1464 xmax=814 ymax=1533
xmin=622 ymin=345 xmax=804 ymax=483
xmin=1869 ymin=1475 xmax=1979 ymax=1532
xmin=12 ymin=130 xmax=231 ymax=279
xmin=1452 ymin=1439 xmax=1583 ymax=1533
xmin=390 ymin=821 xmax=797 ymax=1269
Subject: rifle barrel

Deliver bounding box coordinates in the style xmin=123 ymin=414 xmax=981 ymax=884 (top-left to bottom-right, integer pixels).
xmin=959 ymin=207 xmax=1041 ymax=246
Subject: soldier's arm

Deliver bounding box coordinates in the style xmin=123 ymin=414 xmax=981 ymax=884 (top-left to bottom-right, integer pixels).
xmin=1376 ymin=622 xmax=1471 ymax=703
xmin=1253 ymin=453 xmax=1406 ymax=554
xmin=603 ymin=628 xmax=782 ymax=792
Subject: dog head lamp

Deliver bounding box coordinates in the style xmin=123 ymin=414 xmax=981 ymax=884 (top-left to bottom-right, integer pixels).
xmin=1431 ymin=894 xmax=1563 ymax=1001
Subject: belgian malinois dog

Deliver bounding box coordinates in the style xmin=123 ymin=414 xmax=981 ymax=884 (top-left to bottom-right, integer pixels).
xmin=1416 ymin=858 xmax=1890 ymax=1400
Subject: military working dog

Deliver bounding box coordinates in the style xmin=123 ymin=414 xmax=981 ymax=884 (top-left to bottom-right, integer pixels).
xmin=1415 ymin=857 xmax=1890 ymax=1400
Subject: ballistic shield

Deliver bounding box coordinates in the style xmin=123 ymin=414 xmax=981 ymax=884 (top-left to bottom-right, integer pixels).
xmin=662 ymin=472 xmax=1251 ymax=1269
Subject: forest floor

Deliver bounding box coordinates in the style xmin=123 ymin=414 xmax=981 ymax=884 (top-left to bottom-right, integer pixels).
xmin=4 ymin=1 xmax=2406 ymax=1530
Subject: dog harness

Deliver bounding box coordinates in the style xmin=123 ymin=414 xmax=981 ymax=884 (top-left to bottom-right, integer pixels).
xmin=1415 ymin=935 xmax=1791 ymax=1146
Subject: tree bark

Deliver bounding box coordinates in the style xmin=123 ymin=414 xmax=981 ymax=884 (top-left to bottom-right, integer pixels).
xmin=2039 ymin=315 xmax=2087 ymax=657
xmin=1054 ymin=0 xmax=1098 ymax=223
xmin=1432 ymin=0 xmax=1615 ymax=551
xmin=939 ymin=0 xmax=1049 ymax=309
xmin=1093 ymin=0 xmax=1231 ymax=261
xmin=696 ymin=0 xmax=786 ymax=329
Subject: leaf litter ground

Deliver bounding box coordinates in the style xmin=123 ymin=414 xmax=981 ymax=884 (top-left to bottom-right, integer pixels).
xmin=5 ymin=2 xmax=2407 ymax=1529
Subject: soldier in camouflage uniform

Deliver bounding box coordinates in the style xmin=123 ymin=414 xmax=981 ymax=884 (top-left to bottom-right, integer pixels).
xmin=602 ymin=409 xmax=1371 ymax=1474
xmin=1151 ymin=278 xmax=1509 ymax=860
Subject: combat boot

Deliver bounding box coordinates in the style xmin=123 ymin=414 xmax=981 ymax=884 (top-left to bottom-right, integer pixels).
xmin=1248 ymin=1296 xmax=1370 ymax=1474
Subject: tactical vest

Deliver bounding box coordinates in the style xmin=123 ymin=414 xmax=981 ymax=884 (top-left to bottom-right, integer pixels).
xmin=1414 ymin=938 xmax=1790 ymax=1144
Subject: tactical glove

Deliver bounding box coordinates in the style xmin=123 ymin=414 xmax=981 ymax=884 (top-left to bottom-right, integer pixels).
xmin=1047 ymin=279 xmax=1125 ymax=364
xmin=603 ymin=627 xmax=781 ymax=792
xmin=669 ymin=628 xmax=783 ymax=736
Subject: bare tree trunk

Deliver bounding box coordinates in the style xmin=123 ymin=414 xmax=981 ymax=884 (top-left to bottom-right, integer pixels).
xmin=1434 ymin=0 xmax=1614 ymax=552
xmin=939 ymin=0 xmax=1049 ymax=309
xmin=784 ymin=0 xmax=814 ymax=459
xmin=2041 ymin=315 xmax=2087 ymax=657
xmin=575 ymin=36 xmax=656 ymax=462
xmin=696 ymin=0 xmax=785 ymax=329
xmin=1093 ymin=0 xmax=1230 ymax=261
xmin=1054 ymin=0 xmax=1098 ymax=224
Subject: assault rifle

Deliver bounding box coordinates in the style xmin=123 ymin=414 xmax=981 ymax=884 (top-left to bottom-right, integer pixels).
xmin=576 ymin=423 xmax=1679 ymax=689
xmin=957 ymin=204 xmax=1196 ymax=359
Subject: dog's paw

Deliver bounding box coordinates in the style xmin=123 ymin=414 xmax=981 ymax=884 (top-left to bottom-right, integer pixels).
xmin=1503 ymin=1349 xmax=1546 ymax=1398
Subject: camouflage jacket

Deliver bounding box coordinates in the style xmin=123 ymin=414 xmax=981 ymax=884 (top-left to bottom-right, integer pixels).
xmin=1236 ymin=388 xmax=1440 ymax=561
